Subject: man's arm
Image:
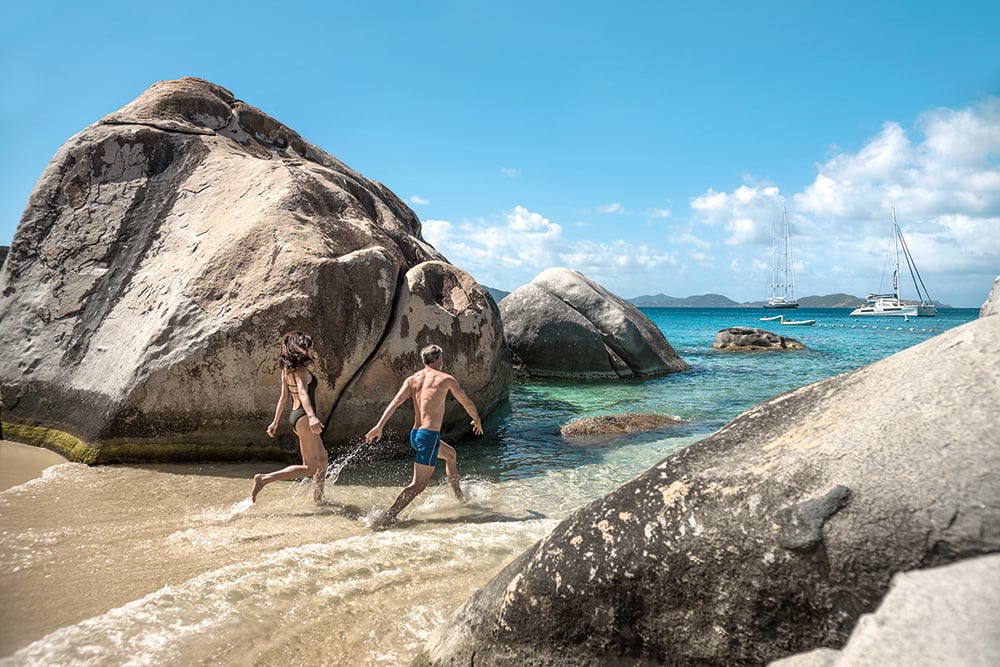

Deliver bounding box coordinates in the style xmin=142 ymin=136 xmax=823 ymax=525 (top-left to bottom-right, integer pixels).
xmin=449 ymin=380 xmax=483 ymax=435
xmin=365 ymin=377 xmax=412 ymax=443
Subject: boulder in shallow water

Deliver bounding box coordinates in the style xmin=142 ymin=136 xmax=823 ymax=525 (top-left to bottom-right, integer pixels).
xmin=713 ymin=326 xmax=805 ymax=350
xmin=560 ymin=413 xmax=682 ymax=436
xmin=0 ymin=77 xmax=511 ymax=462
xmin=417 ymin=314 xmax=1000 ymax=666
xmin=498 ymin=267 xmax=689 ymax=379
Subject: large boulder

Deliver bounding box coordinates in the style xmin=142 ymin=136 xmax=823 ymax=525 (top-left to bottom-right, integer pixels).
xmin=417 ymin=314 xmax=1000 ymax=666
xmin=981 ymin=275 xmax=1000 ymax=317
xmin=0 ymin=77 xmax=511 ymax=462
xmin=714 ymin=326 xmax=805 ymax=350
xmin=498 ymin=267 xmax=689 ymax=378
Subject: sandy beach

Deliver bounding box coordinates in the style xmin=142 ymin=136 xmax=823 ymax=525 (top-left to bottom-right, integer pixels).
xmin=0 ymin=440 xmax=69 ymax=492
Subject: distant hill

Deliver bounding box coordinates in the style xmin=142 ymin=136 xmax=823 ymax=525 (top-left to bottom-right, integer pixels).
xmin=797 ymin=293 xmax=864 ymax=308
xmin=484 ymin=286 xmax=510 ymax=303
xmin=629 ymin=293 xmax=741 ymax=307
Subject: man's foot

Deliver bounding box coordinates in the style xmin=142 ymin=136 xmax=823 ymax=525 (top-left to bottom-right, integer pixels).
xmin=314 ymin=483 xmax=324 ymax=505
xmin=364 ymin=506 xmax=395 ymax=531
xmin=250 ymin=474 xmax=265 ymax=503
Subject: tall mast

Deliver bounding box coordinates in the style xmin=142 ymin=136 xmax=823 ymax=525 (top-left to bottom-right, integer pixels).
xmin=891 ymin=207 xmax=901 ymax=302
xmin=783 ymin=207 xmax=797 ymax=303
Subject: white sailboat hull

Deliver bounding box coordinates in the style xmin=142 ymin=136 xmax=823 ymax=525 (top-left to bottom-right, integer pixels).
xmin=852 ymin=209 xmax=936 ymax=318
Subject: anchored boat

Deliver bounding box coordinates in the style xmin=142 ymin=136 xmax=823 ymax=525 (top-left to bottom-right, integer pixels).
xmin=763 ymin=208 xmax=800 ymax=310
xmin=850 ymin=208 xmax=936 ymax=317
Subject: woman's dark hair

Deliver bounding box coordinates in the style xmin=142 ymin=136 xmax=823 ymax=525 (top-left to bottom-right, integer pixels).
xmin=278 ymin=331 xmax=314 ymax=370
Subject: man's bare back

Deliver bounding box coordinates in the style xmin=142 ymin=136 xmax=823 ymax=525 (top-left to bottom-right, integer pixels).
xmin=408 ymin=367 xmax=459 ymax=432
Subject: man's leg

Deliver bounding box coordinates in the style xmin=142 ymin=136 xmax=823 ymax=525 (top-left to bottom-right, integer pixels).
xmin=385 ymin=462 xmax=435 ymax=522
xmin=437 ymin=441 xmax=464 ymax=501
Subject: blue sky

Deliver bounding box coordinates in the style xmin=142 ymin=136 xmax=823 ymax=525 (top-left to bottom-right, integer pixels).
xmin=2 ymin=2 xmax=998 ymax=307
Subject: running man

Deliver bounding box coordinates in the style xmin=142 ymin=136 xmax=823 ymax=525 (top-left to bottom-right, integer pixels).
xmin=364 ymin=344 xmax=483 ymax=527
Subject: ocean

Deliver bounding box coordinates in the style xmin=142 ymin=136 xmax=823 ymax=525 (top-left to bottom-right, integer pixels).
xmin=0 ymin=307 xmax=980 ymax=666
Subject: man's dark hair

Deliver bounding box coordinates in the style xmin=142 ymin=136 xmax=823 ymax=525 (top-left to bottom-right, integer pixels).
xmin=421 ymin=344 xmax=443 ymax=365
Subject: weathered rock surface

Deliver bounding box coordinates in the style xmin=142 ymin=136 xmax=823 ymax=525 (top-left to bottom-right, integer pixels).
xmin=770 ymin=554 xmax=1000 ymax=667
xmin=417 ymin=314 xmax=1000 ymax=666
xmin=0 ymin=77 xmax=511 ymax=462
xmin=714 ymin=326 xmax=805 ymax=350
xmin=498 ymin=267 xmax=689 ymax=378
xmin=0 ymin=246 xmax=8 ymax=270
xmin=560 ymin=413 xmax=682 ymax=436
xmin=981 ymin=275 xmax=1000 ymax=317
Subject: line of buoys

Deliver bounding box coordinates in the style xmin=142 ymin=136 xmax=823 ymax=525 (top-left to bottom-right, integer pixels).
xmin=813 ymin=323 xmax=936 ymax=333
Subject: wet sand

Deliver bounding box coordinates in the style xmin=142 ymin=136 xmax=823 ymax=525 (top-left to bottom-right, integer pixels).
xmin=0 ymin=440 xmax=69 ymax=492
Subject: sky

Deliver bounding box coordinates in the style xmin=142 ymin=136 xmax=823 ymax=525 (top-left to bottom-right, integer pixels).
xmin=2 ymin=2 xmax=999 ymax=307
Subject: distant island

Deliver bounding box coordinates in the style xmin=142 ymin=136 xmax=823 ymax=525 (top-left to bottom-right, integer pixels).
xmin=486 ymin=286 xmax=952 ymax=309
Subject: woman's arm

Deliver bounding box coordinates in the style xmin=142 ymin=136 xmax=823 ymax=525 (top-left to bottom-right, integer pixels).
xmin=293 ymin=367 xmax=324 ymax=434
xmin=267 ymin=371 xmax=290 ymax=437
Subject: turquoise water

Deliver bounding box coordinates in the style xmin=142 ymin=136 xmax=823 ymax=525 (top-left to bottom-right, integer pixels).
xmin=445 ymin=307 xmax=979 ymax=487
xmin=0 ymin=307 xmax=981 ymax=666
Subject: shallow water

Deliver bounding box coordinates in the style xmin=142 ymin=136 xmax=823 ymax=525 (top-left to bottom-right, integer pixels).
xmin=0 ymin=307 xmax=979 ymax=665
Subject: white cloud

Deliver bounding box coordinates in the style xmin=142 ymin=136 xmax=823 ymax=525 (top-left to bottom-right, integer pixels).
xmin=670 ymin=232 xmax=712 ymax=249
xmin=422 ymin=98 xmax=1000 ymax=306
xmin=689 ymin=97 xmax=1000 ymax=305
xmin=420 ymin=205 xmax=681 ymax=292
xmin=408 ymin=195 xmax=429 ymax=205
xmin=500 ymin=166 xmax=520 ymax=178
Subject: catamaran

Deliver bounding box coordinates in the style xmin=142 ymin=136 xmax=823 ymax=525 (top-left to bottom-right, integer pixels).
xmin=763 ymin=208 xmax=799 ymax=310
xmin=850 ymin=208 xmax=936 ymax=318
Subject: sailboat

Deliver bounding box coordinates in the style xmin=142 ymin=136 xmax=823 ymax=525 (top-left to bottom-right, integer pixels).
xmin=763 ymin=208 xmax=799 ymax=310
xmin=850 ymin=208 xmax=936 ymax=318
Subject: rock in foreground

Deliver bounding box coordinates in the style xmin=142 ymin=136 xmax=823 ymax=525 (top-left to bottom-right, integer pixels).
xmin=417 ymin=314 xmax=1000 ymax=666
xmin=498 ymin=267 xmax=689 ymax=378
xmin=771 ymin=554 xmax=1000 ymax=667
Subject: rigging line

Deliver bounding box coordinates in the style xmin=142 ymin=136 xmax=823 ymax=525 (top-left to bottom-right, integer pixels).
xmin=895 ymin=223 xmax=933 ymax=303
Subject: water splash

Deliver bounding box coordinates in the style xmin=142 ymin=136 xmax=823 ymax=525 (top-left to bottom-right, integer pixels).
xmin=361 ymin=505 xmax=391 ymax=530
xmin=325 ymin=441 xmax=367 ymax=485
xmin=228 ymin=497 xmax=254 ymax=516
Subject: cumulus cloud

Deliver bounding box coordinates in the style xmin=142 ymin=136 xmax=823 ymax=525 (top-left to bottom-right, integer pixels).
xmin=408 ymin=195 xmax=429 ymax=205
xmin=690 ymin=97 xmax=1000 ymax=305
xmin=690 ymin=184 xmax=784 ymax=246
xmin=422 ymin=98 xmax=999 ymax=305
xmin=420 ymin=205 xmax=680 ymax=292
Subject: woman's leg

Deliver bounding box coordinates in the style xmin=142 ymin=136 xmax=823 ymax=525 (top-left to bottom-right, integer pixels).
xmin=251 ymin=418 xmax=326 ymax=502
xmin=295 ymin=417 xmax=329 ymax=503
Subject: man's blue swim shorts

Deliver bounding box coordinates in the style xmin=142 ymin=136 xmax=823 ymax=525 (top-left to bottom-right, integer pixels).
xmin=410 ymin=428 xmax=441 ymax=466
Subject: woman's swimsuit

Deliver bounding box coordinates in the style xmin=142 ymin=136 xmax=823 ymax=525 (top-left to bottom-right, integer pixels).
xmin=410 ymin=429 xmax=442 ymax=466
xmin=288 ymin=372 xmax=318 ymax=428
